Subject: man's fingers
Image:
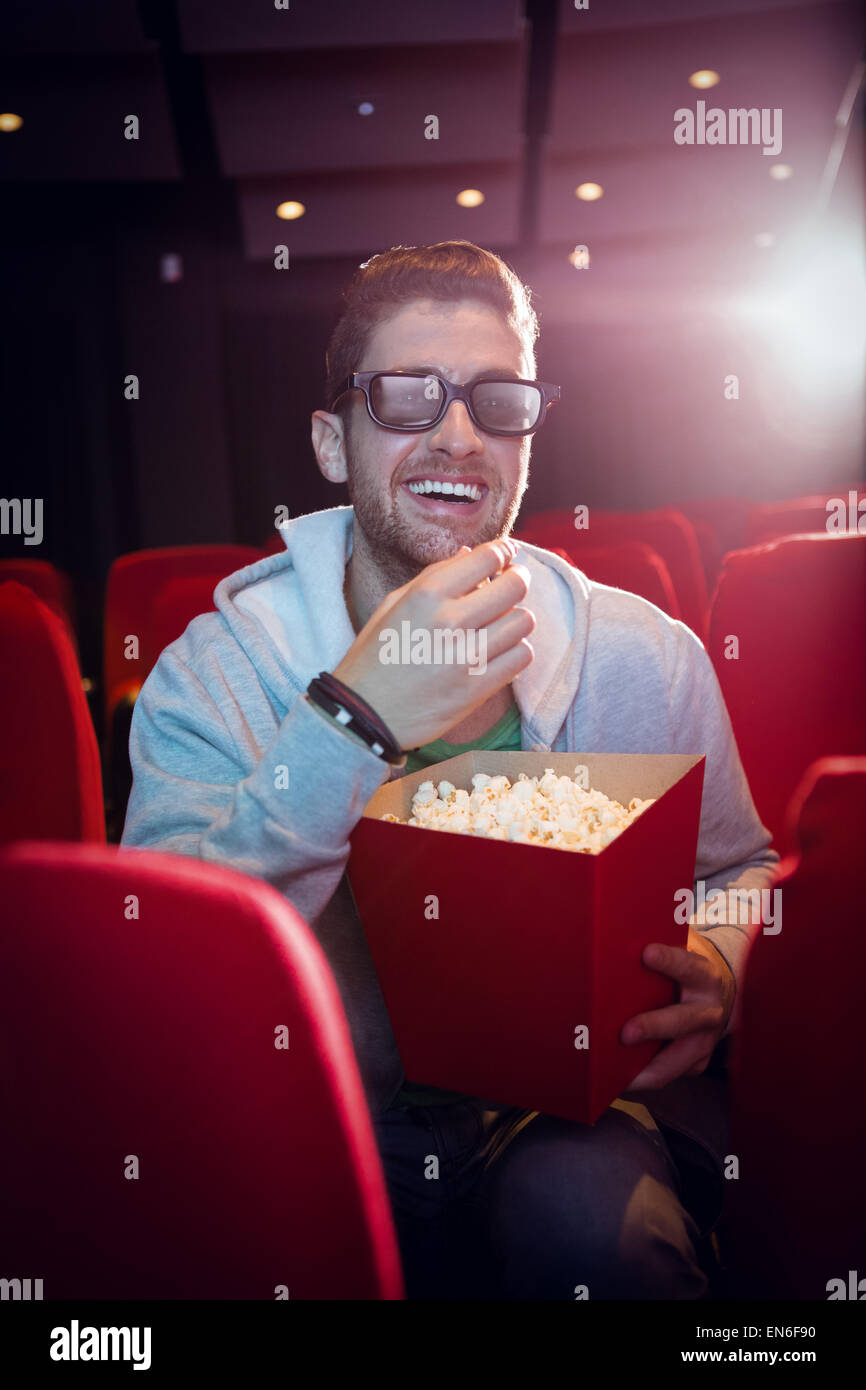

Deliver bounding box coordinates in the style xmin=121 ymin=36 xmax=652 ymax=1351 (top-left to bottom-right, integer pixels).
xmin=480 ymin=606 xmax=536 ymax=663
xmin=453 ymin=563 xmax=531 ymax=628
xmin=623 ymin=1036 xmax=713 ymax=1091
xmin=432 ymin=538 xmax=519 ymax=598
xmin=642 ymin=942 xmax=714 ymax=990
xmin=461 ymin=638 xmax=534 ymax=693
xmin=621 ymin=1001 xmax=725 ymax=1045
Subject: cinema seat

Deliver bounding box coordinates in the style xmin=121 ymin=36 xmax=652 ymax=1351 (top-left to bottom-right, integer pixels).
xmin=745 ymin=489 xmax=866 ymax=547
xmin=517 ymin=508 xmax=708 ymax=641
xmin=0 ymin=841 xmax=405 ymax=1300
xmin=687 ymin=519 xmax=723 ymax=593
xmin=544 ymin=542 xmax=681 ymax=620
xmin=0 ymin=582 xmax=104 ymax=844
xmin=723 ymin=757 xmax=866 ymax=1299
xmin=708 ymin=532 xmax=866 ymax=854
xmin=674 ymin=497 xmax=750 ymax=564
xmin=103 ymin=546 xmax=265 ymax=835
xmin=103 ymin=545 xmax=265 ymax=725
xmin=0 ymin=559 xmax=77 ymax=645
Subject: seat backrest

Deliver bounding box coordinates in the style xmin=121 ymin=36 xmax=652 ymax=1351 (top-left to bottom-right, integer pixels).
xmin=0 ymin=582 xmax=104 ymax=844
xmin=148 ymin=574 xmax=236 ymax=672
xmin=745 ymin=490 xmax=866 ymax=547
xmin=518 ymin=508 xmax=707 ymax=640
xmin=103 ymin=545 xmax=264 ymax=721
xmin=545 ymin=541 xmax=681 ymax=620
xmin=673 ymin=497 xmax=751 ymax=562
xmin=0 ymin=841 xmax=404 ymax=1300
xmin=0 ymin=559 xmax=77 ymax=648
xmin=708 ymin=532 xmax=866 ymax=853
xmin=726 ymin=757 xmax=866 ymax=1298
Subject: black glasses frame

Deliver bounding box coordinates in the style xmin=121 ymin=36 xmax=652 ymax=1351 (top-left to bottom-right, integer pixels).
xmin=333 ymin=371 xmax=561 ymax=436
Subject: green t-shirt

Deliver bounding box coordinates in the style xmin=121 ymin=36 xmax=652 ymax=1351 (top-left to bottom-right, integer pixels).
xmin=395 ymin=698 xmax=523 ymax=1108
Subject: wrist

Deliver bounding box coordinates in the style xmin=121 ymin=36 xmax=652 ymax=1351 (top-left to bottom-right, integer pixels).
xmin=306 ymin=671 xmax=404 ymax=765
xmin=689 ymin=928 xmax=737 ymax=1031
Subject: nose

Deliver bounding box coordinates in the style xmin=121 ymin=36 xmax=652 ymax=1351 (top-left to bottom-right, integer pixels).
xmin=427 ymin=398 xmax=483 ymax=453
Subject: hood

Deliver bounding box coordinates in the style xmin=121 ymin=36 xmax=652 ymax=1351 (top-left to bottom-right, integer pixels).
xmin=213 ymin=504 xmax=591 ymax=751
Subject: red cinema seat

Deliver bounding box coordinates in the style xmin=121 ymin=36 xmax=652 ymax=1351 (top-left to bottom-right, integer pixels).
xmin=517 ymin=508 xmax=708 ymax=641
xmin=261 ymin=526 xmax=289 ymax=556
xmin=0 ymin=582 xmax=104 ymax=844
xmin=725 ymin=758 xmax=866 ymax=1299
xmin=0 ymin=841 xmax=405 ymax=1300
xmin=148 ymin=575 xmax=236 ymax=667
xmin=103 ymin=545 xmax=265 ymax=724
xmin=544 ymin=542 xmax=681 ymax=621
xmin=674 ymin=497 xmax=751 ymax=565
xmin=0 ymin=559 xmax=77 ymax=646
xmin=708 ymin=533 xmax=866 ymax=854
xmin=745 ymin=489 xmax=866 ymax=547
xmin=687 ymin=519 xmax=723 ymax=594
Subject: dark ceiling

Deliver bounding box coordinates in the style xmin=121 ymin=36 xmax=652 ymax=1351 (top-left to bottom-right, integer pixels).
xmin=1 ymin=0 xmax=861 ymax=281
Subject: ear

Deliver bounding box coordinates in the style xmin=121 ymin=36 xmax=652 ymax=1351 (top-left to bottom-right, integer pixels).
xmin=312 ymin=409 xmax=348 ymax=484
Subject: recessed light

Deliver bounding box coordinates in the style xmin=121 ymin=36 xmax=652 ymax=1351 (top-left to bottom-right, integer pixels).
xmin=456 ymin=188 xmax=484 ymax=207
xmin=689 ymin=70 xmax=720 ymax=89
xmin=0 ymin=112 xmax=23 ymax=132
xmin=769 ymin=164 xmax=793 ymax=181
xmin=276 ymin=201 xmax=306 ymax=220
xmin=575 ymin=182 xmax=603 ymax=201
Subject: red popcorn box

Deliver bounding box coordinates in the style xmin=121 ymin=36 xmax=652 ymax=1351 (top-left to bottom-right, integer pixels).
xmin=348 ymin=751 xmax=705 ymax=1124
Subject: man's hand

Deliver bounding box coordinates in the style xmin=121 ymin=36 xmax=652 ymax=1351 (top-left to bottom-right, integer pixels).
xmin=332 ymin=539 xmax=535 ymax=751
xmin=619 ymin=928 xmax=736 ymax=1090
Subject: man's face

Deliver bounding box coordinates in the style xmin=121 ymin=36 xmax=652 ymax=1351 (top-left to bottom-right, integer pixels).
xmin=337 ymin=298 xmax=533 ymax=575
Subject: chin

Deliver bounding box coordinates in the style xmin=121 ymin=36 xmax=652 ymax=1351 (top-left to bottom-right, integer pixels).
xmin=401 ymin=528 xmax=467 ymax=569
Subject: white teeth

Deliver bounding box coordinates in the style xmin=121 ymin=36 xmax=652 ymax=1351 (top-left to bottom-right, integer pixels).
xmin=407 ymin=480 xmax=483 ymax=500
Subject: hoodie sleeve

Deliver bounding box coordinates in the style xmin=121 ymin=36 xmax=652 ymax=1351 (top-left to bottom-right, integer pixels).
xmin=121 ymin=646 xmax=392 ymax=926
xmin=667 ymin=624 xmax=781 ymax=1035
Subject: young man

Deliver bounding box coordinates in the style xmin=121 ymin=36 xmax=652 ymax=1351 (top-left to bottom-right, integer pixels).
xmin=122 ymin=241 xmax=778 ymax=1300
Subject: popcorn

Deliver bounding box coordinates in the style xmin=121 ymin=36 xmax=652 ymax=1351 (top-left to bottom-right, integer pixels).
xmin=385 ymin=768 xmax=655 ymax=854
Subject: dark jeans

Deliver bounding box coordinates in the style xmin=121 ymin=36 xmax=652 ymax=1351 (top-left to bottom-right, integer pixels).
xmin=374 ymin=1096 xmax=719 ymax=1300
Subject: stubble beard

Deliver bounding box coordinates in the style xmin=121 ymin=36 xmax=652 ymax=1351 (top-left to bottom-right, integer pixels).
xmin=344 ymin=435 xmax=529 ymax=590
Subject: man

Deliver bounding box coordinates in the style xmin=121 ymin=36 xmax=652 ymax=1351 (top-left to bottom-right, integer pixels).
xmin=122 ymin=240 xmax=778 ymax=1299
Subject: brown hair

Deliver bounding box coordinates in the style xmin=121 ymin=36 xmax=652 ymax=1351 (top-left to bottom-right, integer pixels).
xmin=324 ymin=240 xmax=540 ymax=416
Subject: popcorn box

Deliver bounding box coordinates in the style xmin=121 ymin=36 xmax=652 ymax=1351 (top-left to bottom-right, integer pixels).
xmin=348 ymin=751 xmax=705 ymax=1124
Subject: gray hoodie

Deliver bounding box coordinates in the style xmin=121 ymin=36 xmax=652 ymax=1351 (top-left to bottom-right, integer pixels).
xmin=122 ymin=504 xmax=779 ymax=1122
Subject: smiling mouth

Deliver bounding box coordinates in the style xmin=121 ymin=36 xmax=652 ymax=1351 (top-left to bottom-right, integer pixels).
xmin=402 ymin=477 xmax=488 ymax=507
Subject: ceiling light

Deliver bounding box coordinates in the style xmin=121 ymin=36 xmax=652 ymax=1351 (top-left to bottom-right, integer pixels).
xmin=575 ymin=182 xmax=603 ymax=201
xmin=688 ymin=70 xmax=720 ymax=89
xmin=276 ymin=201 xmax=305 ymax=220
xmin=768 ymin=164 xmax=793 ymax=181
xmin=456 ymin=188 xmax=484 ymax=207
xmin=0 ymin=112 xmax=23 ymax=132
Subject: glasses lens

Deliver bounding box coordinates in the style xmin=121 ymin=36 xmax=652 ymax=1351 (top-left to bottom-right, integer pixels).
xmin=370 ymin=374 xmax=443 ymax=427
xmin=471 ymin=381 xmax=542 ymax=433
